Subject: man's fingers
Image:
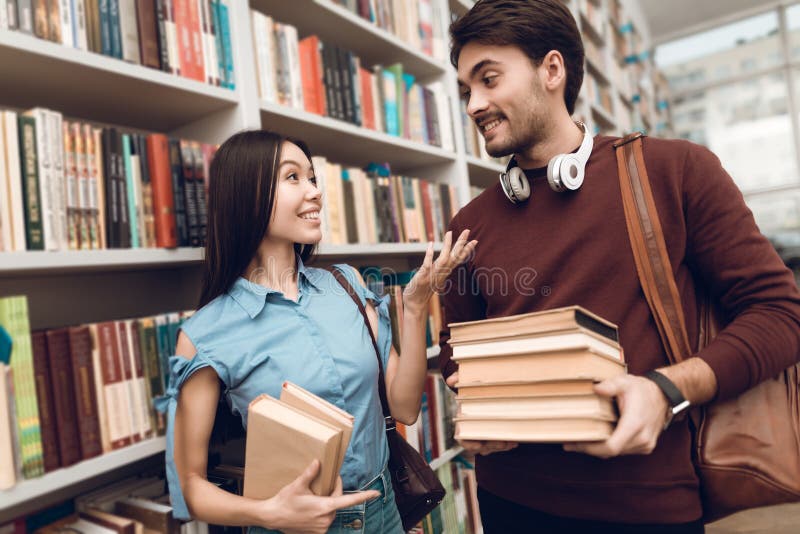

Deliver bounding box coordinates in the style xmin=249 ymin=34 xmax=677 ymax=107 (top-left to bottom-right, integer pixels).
xmin=330 ymin=490 xmax=380 ymax=511
xmin=445 ymin=372 xmax=459 ymax=388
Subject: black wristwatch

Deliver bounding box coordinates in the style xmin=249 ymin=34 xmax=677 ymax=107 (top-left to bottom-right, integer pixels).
xmin=644 ymin=370 xmax=690 ymax=430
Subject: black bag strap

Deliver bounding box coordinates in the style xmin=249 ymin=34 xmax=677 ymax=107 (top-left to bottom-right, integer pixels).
xmin=328 ymin=267 xmax=393 ymax=424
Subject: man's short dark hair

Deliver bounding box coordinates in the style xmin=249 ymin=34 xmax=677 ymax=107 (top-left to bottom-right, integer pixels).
xmin=450 ymin=0 xmax=585 ymax=115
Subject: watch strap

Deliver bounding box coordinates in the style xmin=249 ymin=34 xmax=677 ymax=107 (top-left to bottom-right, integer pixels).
xmin=645 ymin=369 xmax=689 ymax=413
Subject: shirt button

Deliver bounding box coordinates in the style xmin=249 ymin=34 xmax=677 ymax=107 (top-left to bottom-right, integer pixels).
xmin=343 ymin=518 xmax=363 ymax=529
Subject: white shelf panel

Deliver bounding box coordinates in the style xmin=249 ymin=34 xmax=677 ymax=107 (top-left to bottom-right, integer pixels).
xmin=251 ymin=0 xmax=447 ymax=81
xmin=466 ymin=155 xmax=504 ymax=189
xmin=0 ymin=437 xmax=166 ymax=516
xmin=585 ymin=56 xmax=612 ymax=87
xmin=429 ymin=445 xmax=464 ymax=471
xmin=0 ymin=248 xmax=203 ymax=276
xmin=260 ymin=101 xmax=456 ymax=173
xmin=579 ymin=12 xmax=606 ymax=45
xmin=317 ymin=243 xmax=442 ymax=257
xmin=427 ymin=346 xmax=440 ymax=361
xmin=0 ymin=244 xmax=442 ymax=276
xmin=591 ymin=104 xmax=616 ymax=129
xmin=0 ymin=31 xmax=237 ymax=132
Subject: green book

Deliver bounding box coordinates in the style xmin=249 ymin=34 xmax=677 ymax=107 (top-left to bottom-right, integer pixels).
xmin=17 ymin=116 xmax=44 ymax=250
xmin=0 ymin=296 xmax=43 ymax=478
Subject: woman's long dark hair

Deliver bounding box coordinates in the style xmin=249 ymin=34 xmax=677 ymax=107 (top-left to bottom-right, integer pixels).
xmin=199 ymin=130 xmax=316 ymax=308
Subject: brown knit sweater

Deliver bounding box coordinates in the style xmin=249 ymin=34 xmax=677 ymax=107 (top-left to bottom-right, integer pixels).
xmin=438 ymin=135 xmax=800 ymax=523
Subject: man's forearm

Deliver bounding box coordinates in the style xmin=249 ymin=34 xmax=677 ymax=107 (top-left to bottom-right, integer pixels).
xmin=657 ymin=357 xmax=718 ymax=406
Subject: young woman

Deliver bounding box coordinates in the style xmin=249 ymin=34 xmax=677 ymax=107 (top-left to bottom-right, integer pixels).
xmin=158 ymin=130 xmax=476 ymax=534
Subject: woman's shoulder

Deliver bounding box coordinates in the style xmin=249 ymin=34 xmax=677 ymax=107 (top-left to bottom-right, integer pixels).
xmin=180 ymin=288 xmax=248 ymax=350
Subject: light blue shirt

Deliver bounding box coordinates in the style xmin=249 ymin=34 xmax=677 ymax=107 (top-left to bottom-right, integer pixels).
xmin=156 ymin=260 xmax=393 ymax=520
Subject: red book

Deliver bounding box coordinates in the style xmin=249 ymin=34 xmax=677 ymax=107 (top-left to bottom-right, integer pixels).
xmin=173 ymin=0 xmax=201 ymax=82
xmin=186 ymin=0 xmax=206 ymax=82
xmin=146 ymin=134 xmax=178 ymax=248
xmin=45 ymin=329 xmax=82 ymax=466
xmin=419 ymin=181 xmax=436 ymax=242
xmin=359 ymin=67 xmax=375 ymax=130
xmin=299 ymin=36 xmax=325 ymax=115
xmin=31 ymin=331 xmax=61 ymax=472
xmin=69 ymin=326 xmax=103 ymax=460
xmin=116 ymin=322 xmax=141 ymax=443
xmin=96 ymin=322 xmax=134 ymax=449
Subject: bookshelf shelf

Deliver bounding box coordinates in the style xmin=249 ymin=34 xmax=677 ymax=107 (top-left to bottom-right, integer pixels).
xmin=0 ymin=244 xmax=441 ymax=276
xmin=250 ymin=0 xmax=447 ymax=81
xmin=318 ymin=242 xmax=442 ymax=257
xmin=260 ymin=101 xmax=457 ymax=173
xmin=466 ymin=155 xmax=504 ymax=189
xmin=591 ymin=103 xmax=616 ymax=128
xmin=586 ymin=56 xmax=612 ymax=87
xmin=579 ymin=12 xmax=605 ymax=45
xmin=0 ymin=437 xmax=166 ymax=521
xmin=429 ymin=445 xmax=464 ymax=471
xmin=427 ymin=346 xmax=440 ymax=361
xmin=0 ymin=248 xmax=204 ymax=276
xmin=0 ymin=31 xmax=237 ymax=133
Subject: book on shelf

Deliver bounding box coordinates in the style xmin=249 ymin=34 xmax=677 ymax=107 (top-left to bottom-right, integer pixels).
xmin=0 ymin=300 xmax=193 ymax=488
xmin=311 ymin=157 xmax=460 ymax=246
xmin=0 ymin=107 xmax=216 ymax=252
xmin=3 ymin=0 xmax=235 ymax=89
xmin=329 ymin=0 xmax=447 ymax=61
xmin=0 ymin=295 xmax=44 ymax=479
xmin=243 ymin=392 xmax=348 ymax=499
xmin=250 ymin=12 xmax=454 ymax=151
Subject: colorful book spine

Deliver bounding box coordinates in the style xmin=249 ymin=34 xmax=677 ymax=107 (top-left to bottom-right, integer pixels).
xmin=0 ymin=296 xmax=43 ymax=478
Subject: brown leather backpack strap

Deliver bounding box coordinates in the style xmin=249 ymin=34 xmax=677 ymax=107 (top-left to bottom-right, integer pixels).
xmin=614 ymin=134 xmax=693 ymax=364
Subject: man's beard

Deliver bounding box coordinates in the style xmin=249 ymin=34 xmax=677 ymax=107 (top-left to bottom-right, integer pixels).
xmin=485 ymin=104 xmax=549 ymax=159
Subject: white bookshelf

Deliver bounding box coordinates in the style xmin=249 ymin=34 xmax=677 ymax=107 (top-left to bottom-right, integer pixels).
xmin=466 ymin=155 xmax=505 ymax=190
xmin=0 ymin=244 xmax=447 ymax=277
xmin=260 ymin=101 xmax=456 ymax=173
xmin=0 ymin=248 xmax=204 ymax=276
xmin=0 ymin=30 xmax=238 ymax=134
xmin=0 ymin=438 xmax=166 ymax=521
xmin=251 ymin=0 xmax=447 ymax=81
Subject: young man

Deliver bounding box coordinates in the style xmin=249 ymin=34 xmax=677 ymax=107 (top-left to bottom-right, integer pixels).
xmin=438 ymin=1 xmax=800 ymax=533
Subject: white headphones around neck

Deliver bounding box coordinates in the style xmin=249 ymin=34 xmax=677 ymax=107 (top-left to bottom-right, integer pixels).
xmin=498 ymin=121 xmax=594 ymax=204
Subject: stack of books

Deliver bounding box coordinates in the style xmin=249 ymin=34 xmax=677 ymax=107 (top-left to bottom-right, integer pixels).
xmin=243 ymin=382 xmax=354 ymax=499
xmin=450 ymin=306 xmax=626 ymax=442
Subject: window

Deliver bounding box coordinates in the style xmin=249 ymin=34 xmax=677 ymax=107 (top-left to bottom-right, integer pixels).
xmin=656 ymin=8 xmax=800 ymax=232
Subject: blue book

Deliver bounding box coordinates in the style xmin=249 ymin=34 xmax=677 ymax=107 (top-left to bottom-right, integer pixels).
xmin=420 ymin=392 xmax=433 ymax=463
xmin=98 ymin=0 xmax=112 ymax=56
xmin=218 ymin=1 xmax=235 ymax=89
xmin=381 ymin=69 xmax=399 ymax=136
xmin=109 ymin=0 xmax=123 ymax=59
xmin=122 ymin=134 xmax=139 ymax=248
